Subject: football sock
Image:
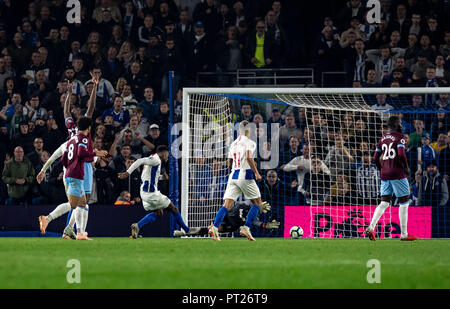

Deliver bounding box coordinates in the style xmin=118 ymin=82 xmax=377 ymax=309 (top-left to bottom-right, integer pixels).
xmin=75 ymin=206 xmax=88 ymax=233
xmin=47 ymin=202 xmax=71 ymax=222
xmin=75 ymin=207 xmax=83 ymax=233
xmin=244 ymin=205 xmax=260 ymax=228
xmin=137 ymin=212 xmax=159 ymax=229
xmin=214 ymin=206 xmax=228 ymax=228
xmin=399 ymin=201 xmax=410 ymax=238
xmin=174 ymin=212 xmax=190 ymax=233
xmin=369 ymin=201 xmax=389 ymax=231
xmin=66 ymin=209 xmax=72 ymax=226
xmin=80 ymin=204 xmax=89 ymax=234
xmin=67 ymin=208 xmax=77 ymax=231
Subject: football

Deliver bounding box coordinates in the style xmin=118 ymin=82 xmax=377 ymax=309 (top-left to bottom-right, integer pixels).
xmin=290 ymin=226 xmax=303 ymax=239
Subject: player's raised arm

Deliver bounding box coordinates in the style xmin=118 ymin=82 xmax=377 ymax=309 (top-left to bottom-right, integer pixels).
xmin=64 ymin=81 xmax=73 ymax=120
xmin=85 ymin=71 xmax=99 ymax=118
xmin=36 ymin=141 xmax=67 ymax=184
xmin=118 ymin=156 xmax=156 ymax=179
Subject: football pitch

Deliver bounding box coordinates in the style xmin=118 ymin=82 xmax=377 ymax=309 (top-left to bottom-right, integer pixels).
xmin=0 ymin=238 xmax=449 ymax=289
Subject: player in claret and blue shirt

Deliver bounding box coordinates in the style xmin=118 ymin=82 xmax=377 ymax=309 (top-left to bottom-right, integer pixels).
xmin=365 ymin=116 xmax=417 ymax=241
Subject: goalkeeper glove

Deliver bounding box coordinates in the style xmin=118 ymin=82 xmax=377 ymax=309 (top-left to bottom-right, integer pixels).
xmin=263 ymin=220 xmax=280 ymax=229
xmin=261 ymin=201 xmax=271 ymax=213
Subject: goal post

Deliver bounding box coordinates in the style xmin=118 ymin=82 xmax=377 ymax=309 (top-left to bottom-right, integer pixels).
xmin=181 ymin=87 xmax=450 ymax=238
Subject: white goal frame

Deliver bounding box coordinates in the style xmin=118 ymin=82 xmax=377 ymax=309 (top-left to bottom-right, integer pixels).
xmin=181 ymin=87 xmax=450 ymax=228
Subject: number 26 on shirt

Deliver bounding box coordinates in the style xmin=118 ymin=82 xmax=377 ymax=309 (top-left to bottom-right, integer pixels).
xmin=381 ymin=142 xmax=396 ymax=160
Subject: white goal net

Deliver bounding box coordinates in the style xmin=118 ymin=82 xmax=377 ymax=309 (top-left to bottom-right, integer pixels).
xmin=182 ymin=88 xmax=450 ymax=239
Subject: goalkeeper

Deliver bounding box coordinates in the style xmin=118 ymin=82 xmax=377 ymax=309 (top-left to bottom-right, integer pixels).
xmin=173 ymin=201 xmax=280 ymax=236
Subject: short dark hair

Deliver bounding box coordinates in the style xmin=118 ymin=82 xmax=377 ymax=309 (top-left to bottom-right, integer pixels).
xmin=156 ymin=145 xmax=168 ymax=153
xmin=77 ymin=116 xmax=92 ymax=131
xmin=387 ymin=116 xmax=400 ymax=130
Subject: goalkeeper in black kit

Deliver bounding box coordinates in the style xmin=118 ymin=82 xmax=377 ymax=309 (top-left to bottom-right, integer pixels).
xmin=173 ymin=201 xmax=280 ymax=236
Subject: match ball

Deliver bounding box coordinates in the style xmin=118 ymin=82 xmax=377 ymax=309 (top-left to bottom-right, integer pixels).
xmin=290 ymin=226 xmax=303 ymax=239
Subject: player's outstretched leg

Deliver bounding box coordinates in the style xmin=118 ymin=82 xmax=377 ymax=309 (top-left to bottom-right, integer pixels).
xmin=239 ymin=201 xmax=260 ymax=241
xmin=38 ymin=202 xmax=71 ymax=235
xmin=209 ymin=200 xmax=233 ymax=241
xmin=167 ymin=203 xmax=201 ymax=236
xmin=130 ymin=212 xmax=161 ymax=238
xmin=62 ymin=209 xmax=76 ymax=240
xmin=399 ymin=200 xmax=417 ymax=241
xmin=365 ymin=200 xmax=390 ymax=241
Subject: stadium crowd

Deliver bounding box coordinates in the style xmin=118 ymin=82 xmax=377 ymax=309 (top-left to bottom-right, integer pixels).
xmin=0 ymin=0 xmax=449 ymax=236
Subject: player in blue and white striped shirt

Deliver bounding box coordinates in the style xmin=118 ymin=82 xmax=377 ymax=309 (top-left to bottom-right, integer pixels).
xmin=118 ymin=145 xmax=200 ymax=238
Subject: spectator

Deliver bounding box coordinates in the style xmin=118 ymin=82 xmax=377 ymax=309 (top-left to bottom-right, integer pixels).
xmin=7 ymin=32 xmax=32 ymax=69
xmin=121 ymin=84 xmax=138 ymax=112
xmin=440 ymin=31 xmax=450 ymax=60
xmin=137 ymin=14 xmax=163 ymax=48
xmin=11 ymin=121 xmax=34 ymax=155
xmin=336 ymin=0 xmax=365 ymax=30
xmin=26 ymin=137 xmax=44 ymax=168
xmin=283 ymin=144 xmax=329 ymax=206
xmin=324 ymin=133 xmax=355 ymax=181
xmin=84 ymin=67 xmax=116 ymax=104
xmin=2 ymin=146 xmax=35 ymax=205
xmin=25 ymin=95 xmax=48 ymax=122
xmin=387 ymin=3 xmax=410 ymax=46
xmin=370 ymin=94 xmax=394 ymax=121
xmin=189 ymin=151 xmax=213 ymax=203
xmin=404 ymin=33 xmax=420 ymax=68
xmin=154 ymin=101 xmax=169 ymax=141
xmin=41 ymin=117 xmax=66 ymax=153
xmin=366 ymin=45 xmax=405 ymax=84
xmin=138 ymin=87 xmax=159 ymax=123
xmin=438 ymin=131 xmax=450 ymax=182
xmin=279 ymin=114 xmax=301 ymax=144
xmin=410 ymin=52 xmax=433 ymax=81
xmin=113 ymin=156 xmax=141 ymax=203
xmin=363 ymin=69 xmax=380 ymax=87
xmin=92 ymin=0 xmax=122 ymax=24
xmin=114 ymin=190 xmax=134 ymax=205
xmin=259 ymin=169 xmax=295 ymax=234
xmin=142 ymin=124 xmax=165 ymax=156
xmin=303 ymin=156 xmax=331 ymax=206
xmin=100 ymin=45 xmax=125 ymax=86
xmin=313 ymin=26 xmax=340 ymax=85
xmin=186 ymin=21 xmax=213 ymax=80
xmin=431 ymin=110 xmax=450 ymax=140
xmin=101 ymin=96 xmax=130 ymax=128
xmin=125 ymin=60 xmax=146 ymax=102
xmin=160 ymin=36 xmax=184 ymax=100
xmin=434 ymin=54 xmax=449 ymax=86
xmin=431 ymin=133 xmax=448 ymax=155
xmin=410 ymin=119 xmax=428 ymax=149
xmin=417 ymin=133 xmax=437 ymax=173
xmin=0 ymin=102 xmax=28 ymax=138
xmin=328 ymin=171 xmax=353 ymax=206
xmin=418 ymin=162 xmax=448 ymax=207
xmin=352 ymin=151 xmax=380 ymax=205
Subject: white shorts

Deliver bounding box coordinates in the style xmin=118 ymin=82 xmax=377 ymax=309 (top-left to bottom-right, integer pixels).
xmin=223 ymin=179 xmax=261 ymax=201
xmin=141 ymin=191 xmax=171 ymax=211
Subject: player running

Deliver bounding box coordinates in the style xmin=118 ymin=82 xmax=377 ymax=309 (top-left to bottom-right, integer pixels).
xmin=173 ymin=201 xmax=280 ymax=237
xmin=209 ymin=121 xmax=263 ymax=241
xmin=365 ymin=115 xmax=417 ymax=241
xmin=38 ymin=74 xmax=103 ymax=239
xmin=118 ymin=145 xmax=200 ymax=239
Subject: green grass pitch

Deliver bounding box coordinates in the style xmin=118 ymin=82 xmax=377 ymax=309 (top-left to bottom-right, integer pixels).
xmin=0 ymin=237 xmax=449 ymax=289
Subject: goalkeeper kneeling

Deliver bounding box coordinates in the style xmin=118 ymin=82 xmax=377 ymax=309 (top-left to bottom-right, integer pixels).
xmin=174 ymin=201 xmax=280 ymax=237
